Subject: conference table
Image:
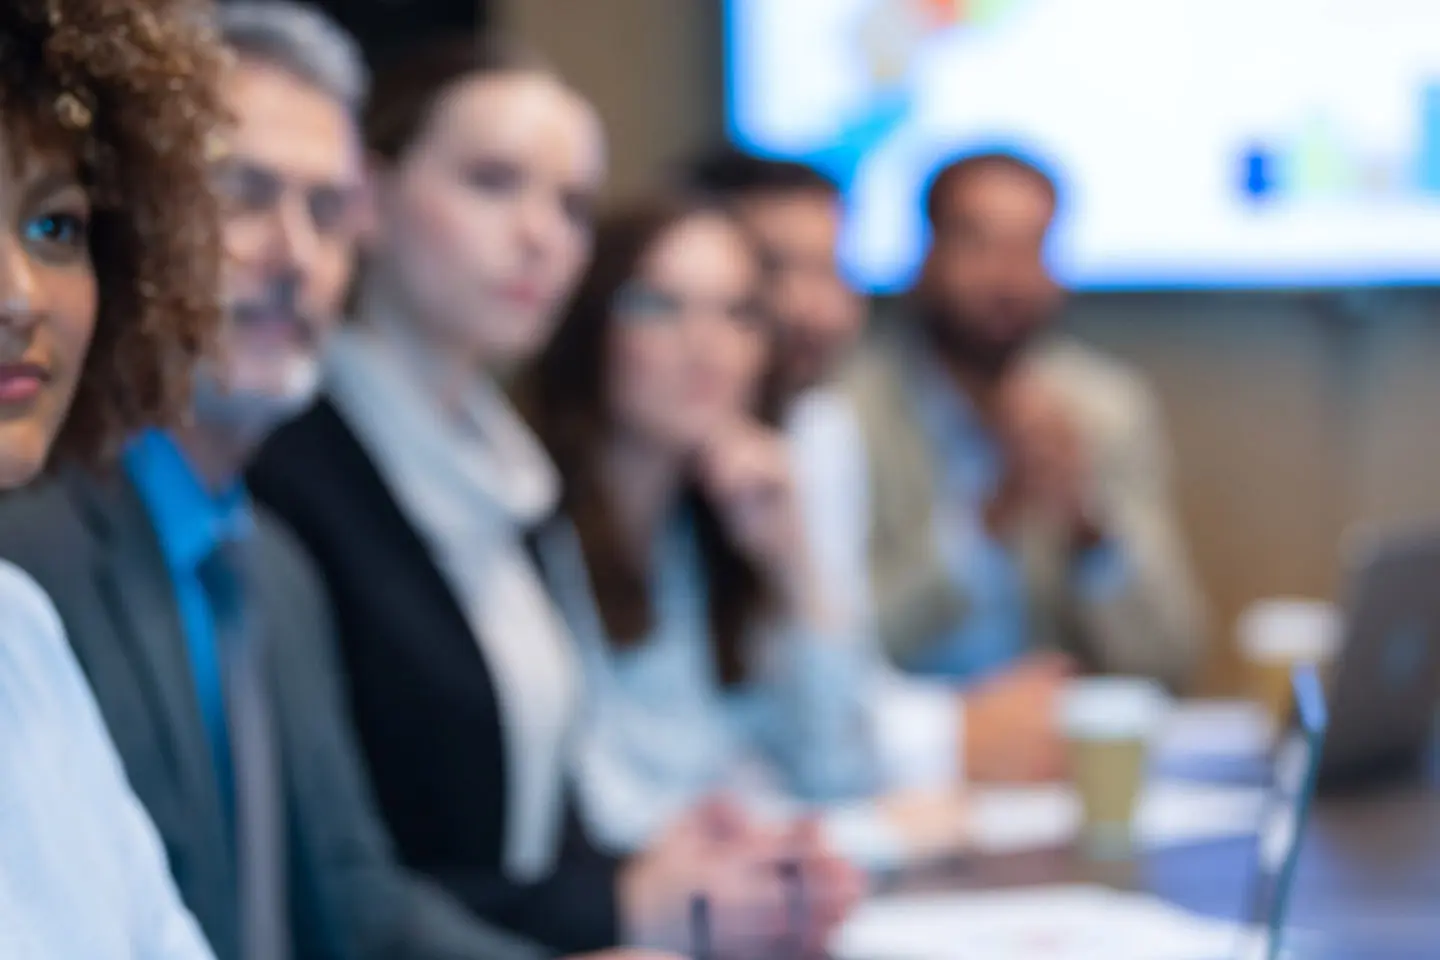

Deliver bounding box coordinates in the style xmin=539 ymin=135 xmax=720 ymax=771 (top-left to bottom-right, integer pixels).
xmin=883 ymin=754 xmax=1440 ymax=958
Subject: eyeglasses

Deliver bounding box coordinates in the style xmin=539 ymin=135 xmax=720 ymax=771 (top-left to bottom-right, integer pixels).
xmin=612 ymin=281 xmax=768 ymax=332
xmin=212 ymin=158 xmax=360 ymax=239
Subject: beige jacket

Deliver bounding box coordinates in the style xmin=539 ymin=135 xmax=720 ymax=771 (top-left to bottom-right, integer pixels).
xmin=839 ymin=325 xmax=1205 ymax=692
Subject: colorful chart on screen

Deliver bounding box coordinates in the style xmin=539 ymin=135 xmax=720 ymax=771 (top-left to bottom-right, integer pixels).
xmin=727 ymin=0 xmax=1440 ymax=290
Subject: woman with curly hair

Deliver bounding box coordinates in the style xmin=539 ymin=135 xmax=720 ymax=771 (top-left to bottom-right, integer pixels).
xmin=0 ymin=0 xmax=227 ymax=955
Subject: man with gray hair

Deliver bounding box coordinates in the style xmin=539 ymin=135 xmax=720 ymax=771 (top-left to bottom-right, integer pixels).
xmin=0 ymin=4 xmax=570 ymax=959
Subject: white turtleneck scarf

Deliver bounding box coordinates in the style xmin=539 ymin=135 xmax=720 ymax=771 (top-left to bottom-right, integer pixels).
xmin=324 ymin=324 xmax=579 ymax=882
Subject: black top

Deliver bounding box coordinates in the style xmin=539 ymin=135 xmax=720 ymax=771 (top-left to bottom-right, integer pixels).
xmin=248 ymin=398 xmax=620 ymax=954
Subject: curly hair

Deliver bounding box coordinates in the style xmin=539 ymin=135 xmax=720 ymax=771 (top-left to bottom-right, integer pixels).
xmin=0 ymin=0 xmax=229 ymax=464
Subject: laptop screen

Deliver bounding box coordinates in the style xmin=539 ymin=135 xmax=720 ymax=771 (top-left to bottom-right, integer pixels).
xmin=1244 ymin=665 xmax=1329 ymax=959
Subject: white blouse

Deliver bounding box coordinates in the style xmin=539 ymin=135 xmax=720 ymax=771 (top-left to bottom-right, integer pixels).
xmin=0 ymin=560 xmax=213 ymax=957
xmin=324 ymin=326 xmax=579 ymax=882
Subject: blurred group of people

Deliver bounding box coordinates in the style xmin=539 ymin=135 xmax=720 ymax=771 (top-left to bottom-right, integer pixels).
xmin=0 ymin=1 xmax=1205 ymax=958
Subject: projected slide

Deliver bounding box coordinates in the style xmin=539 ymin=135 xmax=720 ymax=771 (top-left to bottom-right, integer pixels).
xmin=727 ymin=0 xmax=1440 ymax=290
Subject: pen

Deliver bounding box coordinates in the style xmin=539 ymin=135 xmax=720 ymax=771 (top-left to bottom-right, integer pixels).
xmin=689 ymin=892 xmax=712 ymax=960
xmin=780 ymin=857 xmax=804 ymax=957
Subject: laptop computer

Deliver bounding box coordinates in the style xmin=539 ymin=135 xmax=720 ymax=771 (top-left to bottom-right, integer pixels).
xmin=1319 ymin=528 xmax=1440 ymax=789
xmin=1238 ymin=664 xmax=1328 ymax=960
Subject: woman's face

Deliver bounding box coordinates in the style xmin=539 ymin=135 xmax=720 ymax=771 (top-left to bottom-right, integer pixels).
xmin=0 ymin=125 xmax=97 ymax=488
xmin=607 ymin=213 xmax=769 ymax=456
xmin=371 ymin=72 xmax=604 ymax=369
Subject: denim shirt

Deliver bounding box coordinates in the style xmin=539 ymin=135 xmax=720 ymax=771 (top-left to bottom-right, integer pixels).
xmin=901 ymin=358 xmax=1128 ymax=682
xmin=544 ymin=511 xmax=874 ymax=853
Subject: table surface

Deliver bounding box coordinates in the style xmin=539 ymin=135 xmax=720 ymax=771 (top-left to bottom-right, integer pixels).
xmin=885 ymin=772 xmax=1440 ymax=959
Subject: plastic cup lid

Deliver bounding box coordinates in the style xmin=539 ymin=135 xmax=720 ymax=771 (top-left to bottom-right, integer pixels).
xmin=1059 ymin=676 xmax=1170 ymax=740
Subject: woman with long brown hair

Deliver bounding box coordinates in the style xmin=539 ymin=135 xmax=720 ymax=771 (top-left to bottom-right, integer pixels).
xmin=522 ymin=195 xmax=879 ymax=855
xmin=0 ymin=0 xmax=226 ymax=952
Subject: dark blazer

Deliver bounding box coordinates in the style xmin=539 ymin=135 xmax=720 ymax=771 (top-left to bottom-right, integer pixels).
xmin=0 ymin=467 xmax=549 ymax=960
xmin=247 ymin=399 xmax=621 ymax=955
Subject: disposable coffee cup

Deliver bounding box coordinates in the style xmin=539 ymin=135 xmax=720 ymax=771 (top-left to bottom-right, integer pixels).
xmin=1237 ymin=599 xmax=1340 ymax=731
xmin=1059 ymin=677 xmax=1170 ymax=859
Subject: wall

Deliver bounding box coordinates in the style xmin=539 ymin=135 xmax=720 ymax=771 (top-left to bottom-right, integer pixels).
xmin=499 ymin=0 xmax=1440 ymax=692
xmin=494 ymin=0 xmax=726 ymax=200
xmin=1068 ymin=294 xmax=1440 ymax=691
xmin=306 ymin=0 xmax=482 ymax=66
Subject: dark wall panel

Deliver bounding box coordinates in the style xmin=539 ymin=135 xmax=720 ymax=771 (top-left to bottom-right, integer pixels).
xmin=257 ymin=0 xmax=485 ymax=68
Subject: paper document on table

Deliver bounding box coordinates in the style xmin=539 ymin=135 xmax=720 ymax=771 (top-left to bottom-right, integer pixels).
xmin=1157 ymin=700 xmax=1275 ymax=762
xmin=832 ymin=885 xmax=1261 ymax=960
xmin=971 ymin=780 xmax=1267 ymax=854
xmin=745 ymin=779 xmax=1263 ymax=868
xmin=734 ymin=775 xmax=970 ymax=871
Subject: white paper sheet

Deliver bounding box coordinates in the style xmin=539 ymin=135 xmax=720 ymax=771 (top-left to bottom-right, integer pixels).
xmin=1157 ymin=701 xmax=1275 ymax=763
xmin=970 ymin=780 xmax=1267 ymax=855
xmin=736 ymin=783 xmax=914 ymax=870
xmin=832 ymin=885 xmax=1263 ymax=960
xmin=743 ymin=779 xmax=1263 ymax=869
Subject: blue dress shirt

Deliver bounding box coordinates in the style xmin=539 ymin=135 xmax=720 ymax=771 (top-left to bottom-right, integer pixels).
xmin=0 ymin=560 xmax=214 ymax=957
xmin=125 ymin=429 xmax=252 ymax=811
xmin=902 ymin=359 xmax=1128 ymax=683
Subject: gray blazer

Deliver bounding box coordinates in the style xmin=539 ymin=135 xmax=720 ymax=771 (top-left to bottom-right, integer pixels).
xmin=0 ymin=468 xmax=547 ymax=960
